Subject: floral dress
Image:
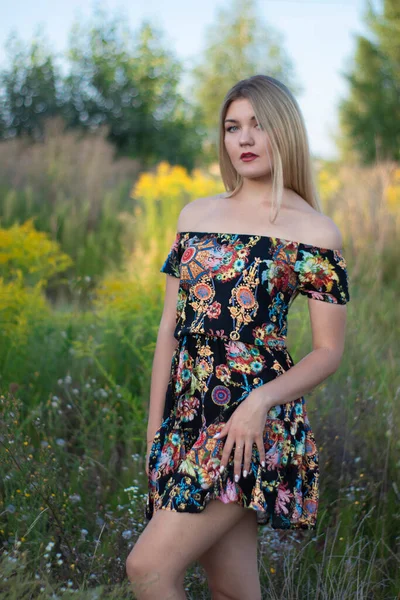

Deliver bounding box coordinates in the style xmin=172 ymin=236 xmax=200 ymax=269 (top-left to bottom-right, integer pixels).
xmin=145 ymin=230 xmax=350 ymax=530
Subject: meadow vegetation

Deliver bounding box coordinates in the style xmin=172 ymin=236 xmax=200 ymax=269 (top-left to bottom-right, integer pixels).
xmin=0 ymin=127 xmax=399 ymax=598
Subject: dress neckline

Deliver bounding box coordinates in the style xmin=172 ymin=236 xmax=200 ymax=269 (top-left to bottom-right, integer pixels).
xmin=177 ymin=230 xmax=343 ymax=253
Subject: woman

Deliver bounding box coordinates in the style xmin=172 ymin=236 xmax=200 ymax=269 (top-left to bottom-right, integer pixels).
xmin=126 ymin=74 xmax=350 ymax=600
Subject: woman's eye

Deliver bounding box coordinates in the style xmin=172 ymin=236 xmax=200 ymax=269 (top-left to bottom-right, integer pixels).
xmin=225 ymin=124 xmax=262 ymax=132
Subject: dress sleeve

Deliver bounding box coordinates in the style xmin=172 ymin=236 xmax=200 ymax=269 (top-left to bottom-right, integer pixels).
xmin=294 ymin=243 xmax=350 ymax=304
xmin=160 ymin=231 xmax=183 ymax=278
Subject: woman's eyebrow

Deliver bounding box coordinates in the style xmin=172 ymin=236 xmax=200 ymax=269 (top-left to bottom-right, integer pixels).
xmin=224 ymin=116 xmax=257 ymax=123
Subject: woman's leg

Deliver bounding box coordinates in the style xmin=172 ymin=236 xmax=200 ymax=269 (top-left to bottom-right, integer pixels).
xmin=196 ymin=507 xmax=261 ymax=600
xmin=125 ymin=499 xmax=250 ymax=600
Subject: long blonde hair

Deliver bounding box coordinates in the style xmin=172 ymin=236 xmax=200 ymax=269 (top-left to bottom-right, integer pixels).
xmin=218 ymin=75 xmax=322 ymax=221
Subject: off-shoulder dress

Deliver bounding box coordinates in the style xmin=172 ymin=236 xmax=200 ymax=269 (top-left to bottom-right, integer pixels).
xmin=145 ymin=230 xmax=350 ymax=529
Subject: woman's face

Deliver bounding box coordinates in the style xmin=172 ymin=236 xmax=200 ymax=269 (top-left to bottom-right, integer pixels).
xmin=224 ymin=97 xmax=273 ymax=179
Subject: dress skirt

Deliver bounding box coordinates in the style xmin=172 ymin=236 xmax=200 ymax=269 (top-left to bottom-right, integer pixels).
xmin=145 ymin=332 xmax=319 ymax=530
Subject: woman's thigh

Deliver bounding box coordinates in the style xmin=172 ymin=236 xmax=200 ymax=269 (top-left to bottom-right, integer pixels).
xmin=196 ymin=507 xmax=261 ymax=600
xmin=126 ymin=499 xmax=249 ymax=589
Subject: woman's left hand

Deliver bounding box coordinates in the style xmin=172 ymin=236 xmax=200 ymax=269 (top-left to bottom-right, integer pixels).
xmin=213 ymin=387 xmax=272 ymax=482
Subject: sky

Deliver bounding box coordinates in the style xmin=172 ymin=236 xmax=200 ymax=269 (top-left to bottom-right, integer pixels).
xmin=0 ymin=0 xmax=373 ymax=160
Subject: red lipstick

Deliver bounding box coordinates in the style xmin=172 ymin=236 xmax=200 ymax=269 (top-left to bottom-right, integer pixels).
xmin=240 ymin=152 xmax=258 ymax=162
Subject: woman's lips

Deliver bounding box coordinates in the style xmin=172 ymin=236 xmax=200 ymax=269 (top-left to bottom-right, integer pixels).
xmin=241 ymin=154 xmax=258 ymax=162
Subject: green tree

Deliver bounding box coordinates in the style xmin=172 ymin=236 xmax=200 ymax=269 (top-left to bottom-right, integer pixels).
xmin=0 ymin=6 xmax=204 ymax=169
xmin=0 ymin=29 xmax=61 ymax=141
xmin=337 ymin=0 xmax=400 ymax=164
xmin=190 ymin=0 xmax=300 ymax=163
xmin=63 ymin=7 xmax=203 ymax=169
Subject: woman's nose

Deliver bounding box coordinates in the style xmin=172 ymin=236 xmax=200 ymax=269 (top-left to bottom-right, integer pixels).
xmin=239 ymin=129 xmax=254 ymax=145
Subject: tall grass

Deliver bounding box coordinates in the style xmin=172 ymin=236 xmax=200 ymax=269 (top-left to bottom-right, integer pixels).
xmin=0 ymin=117 xmax=141 ymax=299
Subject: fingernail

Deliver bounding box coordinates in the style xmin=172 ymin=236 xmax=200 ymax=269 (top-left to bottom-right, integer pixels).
xmin=234 ymin=474 xmax=239 ymax=482
xmin=261 ymin=460 xmax=265 ymax=467
xmin=213 ymin=433 xmax=220 ymax=438
xmin=220 ymin=465 xmax=224 ymax=473
xmin=243 ymin=470 xmax=247 ymax=478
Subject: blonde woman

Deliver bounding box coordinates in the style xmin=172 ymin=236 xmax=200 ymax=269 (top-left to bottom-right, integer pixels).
xmin=126 ymin=74 xmax=350 ymax=600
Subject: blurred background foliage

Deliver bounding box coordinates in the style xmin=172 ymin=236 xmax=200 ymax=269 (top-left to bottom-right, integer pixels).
xmin=0 ymin=0 xmax=399 ymax=598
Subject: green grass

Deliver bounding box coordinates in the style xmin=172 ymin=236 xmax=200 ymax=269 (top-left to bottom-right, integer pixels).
xmin=1 ymin=245 xmax=399 ymax=599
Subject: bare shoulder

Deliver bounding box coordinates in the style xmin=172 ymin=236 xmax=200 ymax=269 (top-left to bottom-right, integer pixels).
xmin=301 ymin=212 xmax=343 ymax=249
xmin=286 ymin=191 xmax=343 ymax=249
xmin=177 ymin=193 xmax=225 ymax=231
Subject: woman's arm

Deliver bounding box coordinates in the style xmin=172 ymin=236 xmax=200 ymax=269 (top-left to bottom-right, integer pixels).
xmin=262 ymin=219 xmax=349 ymax=408
xmin=261 ymin=300 xmax=347 ymax=409
xmin=147 ymin=205 xmax=197 ymax=441
xmin=215 ymin=297 xmax=348 ymax=481
xmin=146 ymin=275 xmax=180 ymax=442
xmin=146 ymin=324 xmax=178 ymax=442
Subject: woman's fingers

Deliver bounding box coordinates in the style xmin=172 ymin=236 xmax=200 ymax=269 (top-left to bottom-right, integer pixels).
xmin=256 ymin=433 xmax=266 ymax=467
xmin=219 ymin=434 xmax=235 ymax=473
xmin=233 ymin=440 xmax=245 ymax=482
xmin=219 ymin=432 xmax=266 ymax=478
xmin=242 ymin=438 xmax=253 ymax=479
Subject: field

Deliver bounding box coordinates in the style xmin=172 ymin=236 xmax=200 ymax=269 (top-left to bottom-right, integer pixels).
xmin=0 ymin=128 xmax=399 ymax=599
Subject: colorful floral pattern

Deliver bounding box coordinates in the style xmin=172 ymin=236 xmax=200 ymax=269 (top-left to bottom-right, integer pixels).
xmin=145 ymin=231 xmax=350 ymax=529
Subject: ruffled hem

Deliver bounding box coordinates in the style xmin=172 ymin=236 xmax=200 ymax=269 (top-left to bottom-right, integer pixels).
xmin=145 ymin=480 xmax=317 ymax=530
xmin=145 ymin=416 xmax=318 ymax=530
